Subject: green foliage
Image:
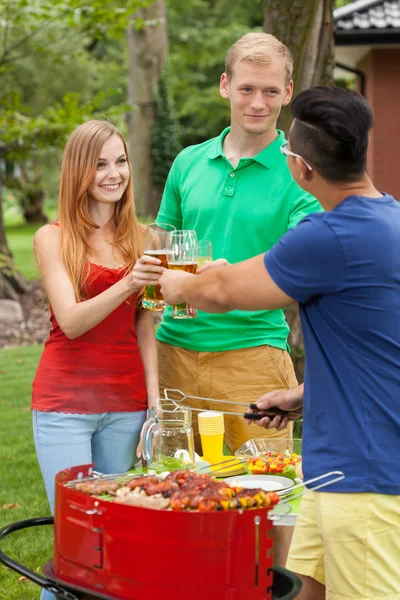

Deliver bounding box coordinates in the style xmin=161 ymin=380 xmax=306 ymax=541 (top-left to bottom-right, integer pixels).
xmin=0 ymin=0 xmax=137 ymax=227
xmin=0 ymin=92 xmax=129 ymax=160
xmin=0 ymin=0 xmax=153 ymax=72
xmin=335 ymin=0 xmax=354 ymax=6
xmin=151 ymin=68 xmax=181 ymax=192
xmin=335 ymin=77 xmax=356 ymax=90
xmin=167 ymin=0 xmax=264 ymax=146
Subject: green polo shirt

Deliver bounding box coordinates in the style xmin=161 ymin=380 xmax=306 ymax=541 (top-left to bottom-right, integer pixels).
xmin=156 ymin=127 xmax=322 ymax=352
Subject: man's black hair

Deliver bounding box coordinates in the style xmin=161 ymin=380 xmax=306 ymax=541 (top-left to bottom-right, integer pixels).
xmin=289 ymin=86 xmax=373 ymax=183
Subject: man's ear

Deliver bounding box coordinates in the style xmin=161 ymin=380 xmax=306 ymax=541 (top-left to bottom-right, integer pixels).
xmin=283 ymin=80 xmax=294 ymax=106
xmin=296 ymin=158 xmax=313 ymax=182
xmin=220 ymin=73 xmax=229 ymax=99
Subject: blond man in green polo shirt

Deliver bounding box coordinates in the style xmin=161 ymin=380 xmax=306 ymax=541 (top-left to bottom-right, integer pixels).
xmin=156 ymin=33 xmax=321 ymax=454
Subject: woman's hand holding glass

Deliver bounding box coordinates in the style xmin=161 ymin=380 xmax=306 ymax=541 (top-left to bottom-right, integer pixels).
xmin=142 ymin=223 xmax=175 ymax=310
xmin=128 ymin=255 xmax=165 ymax=293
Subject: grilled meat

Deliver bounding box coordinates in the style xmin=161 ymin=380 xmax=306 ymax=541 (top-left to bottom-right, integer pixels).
xmin=75 ymin=480 xmax=121 ymax=495
xmin=115 ymin=489 xmax=170 ymax=510
xmin=126 ymin=476 xmax=158 ymax=490
xmin=72 ymin=470 xmax=280 ymax=512
xmin=145 ymin=480 xmax=180 ymax=497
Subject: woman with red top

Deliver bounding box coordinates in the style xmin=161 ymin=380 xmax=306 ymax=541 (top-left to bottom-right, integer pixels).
xmin=32 ymin=121 xmax=163 ymax=551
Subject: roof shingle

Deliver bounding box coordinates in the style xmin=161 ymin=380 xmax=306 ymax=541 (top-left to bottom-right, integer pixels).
xmin=334 ymin=0 xmax=400 ymax=30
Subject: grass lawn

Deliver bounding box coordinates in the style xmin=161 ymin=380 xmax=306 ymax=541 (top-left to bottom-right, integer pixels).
xmin=0 ymin=345 xmax=50 ymax=600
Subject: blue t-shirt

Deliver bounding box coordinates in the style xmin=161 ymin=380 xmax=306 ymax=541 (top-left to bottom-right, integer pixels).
xmin=265 ymin=194 xmax=400 ymax=494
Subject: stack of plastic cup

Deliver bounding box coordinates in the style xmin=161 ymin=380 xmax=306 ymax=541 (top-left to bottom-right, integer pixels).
xmin=198 ymin=411 xmax=225 ymax=463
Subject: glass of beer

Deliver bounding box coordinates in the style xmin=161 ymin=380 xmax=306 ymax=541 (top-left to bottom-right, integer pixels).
xmin=168 ymin=230 xmax=198 ymax=319
xmin=142 ymin=223 xmax=175 ymax=311
xmin=197 ymin=240 xmax=212 ymax=268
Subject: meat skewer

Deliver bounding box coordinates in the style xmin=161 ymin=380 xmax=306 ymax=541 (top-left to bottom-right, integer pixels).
xmin=71 ymin=469 xmax=280 ymax=512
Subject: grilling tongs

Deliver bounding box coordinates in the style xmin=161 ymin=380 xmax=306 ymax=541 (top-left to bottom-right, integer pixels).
xmin=163 ymin=388 xmax=302 ymax=421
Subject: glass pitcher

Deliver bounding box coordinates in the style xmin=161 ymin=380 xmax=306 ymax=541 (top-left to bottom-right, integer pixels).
xmin=142 ymin=400 xmax=195 ymax=465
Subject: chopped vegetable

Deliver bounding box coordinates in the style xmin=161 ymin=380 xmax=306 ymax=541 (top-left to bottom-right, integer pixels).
xmin=129 ymin=455 xmax=193 ymax=476
xmin=247 ymin=451 xmax=302 ymax=479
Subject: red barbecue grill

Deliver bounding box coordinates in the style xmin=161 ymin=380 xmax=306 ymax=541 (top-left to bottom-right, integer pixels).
xmin=0 ymin=463 xmax=305 ymax=600
xmin=0 ymin=465 xmax=345 ymax=599
xmin=0 ymin=518 xmax=300 ymax=600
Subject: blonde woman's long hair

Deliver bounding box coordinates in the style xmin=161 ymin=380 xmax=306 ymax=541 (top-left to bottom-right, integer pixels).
xmin=58 ymin=120 xmax=143 ymax=302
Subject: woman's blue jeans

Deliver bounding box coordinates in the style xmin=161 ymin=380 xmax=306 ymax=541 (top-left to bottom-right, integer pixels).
xmin=32 ymin=409 xmax=146 ymax=600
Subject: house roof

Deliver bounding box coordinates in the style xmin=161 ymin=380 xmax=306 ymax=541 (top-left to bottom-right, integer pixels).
xmin=334 ymin=0 xmax=400 ymax=44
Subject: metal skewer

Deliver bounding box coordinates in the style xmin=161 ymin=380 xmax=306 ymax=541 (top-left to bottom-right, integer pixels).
xmin=64 ymin=471 xmax=145 ymax=489
xmin=194 ymin=456 xmax=248 ymax=475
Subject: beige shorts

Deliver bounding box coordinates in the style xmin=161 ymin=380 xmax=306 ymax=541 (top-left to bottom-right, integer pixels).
xmin=287 ymin=490 xmax=400 ymax=600
xmin=157 ymin=341 xmax=297 ymax=454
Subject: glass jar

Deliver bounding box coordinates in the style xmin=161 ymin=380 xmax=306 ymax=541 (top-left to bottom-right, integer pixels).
xmin=142 ymin=401 xmax=195 ymax=465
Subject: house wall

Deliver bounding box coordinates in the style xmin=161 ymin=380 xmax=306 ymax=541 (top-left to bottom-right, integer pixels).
xmin=357 ymin=49 xmax=400 ymax=199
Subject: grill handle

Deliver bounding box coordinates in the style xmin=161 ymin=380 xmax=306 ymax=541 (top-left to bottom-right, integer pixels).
xmin=0 ymin=517 xmax=80 ymax=600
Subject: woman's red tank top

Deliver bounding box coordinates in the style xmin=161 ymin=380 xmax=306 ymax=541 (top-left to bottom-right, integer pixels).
xmin=32 ymin=261 xmax=147 ymax=414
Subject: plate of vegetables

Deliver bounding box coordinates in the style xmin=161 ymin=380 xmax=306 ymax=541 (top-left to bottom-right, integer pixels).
xmin=246 ymin=450 xmax=302 ymax=482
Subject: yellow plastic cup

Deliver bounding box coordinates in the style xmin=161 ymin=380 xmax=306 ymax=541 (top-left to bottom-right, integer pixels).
xmin=197 ymin=424 xmax=224 ymax=433
xmin=198 ymin=411 xmax=225 ymax=461
xmin=198 ymin=411 xmax=224 ymax=434
xmin=200 ymin=432 xmax=225 ymax=463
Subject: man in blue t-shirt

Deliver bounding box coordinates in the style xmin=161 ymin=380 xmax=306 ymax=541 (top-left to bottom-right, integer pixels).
xmin=159 ymin=86 xmax=400 ymax=600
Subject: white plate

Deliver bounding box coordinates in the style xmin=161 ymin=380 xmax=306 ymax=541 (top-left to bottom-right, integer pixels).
xmin=225 ymin=474 xmax=294 ymax=495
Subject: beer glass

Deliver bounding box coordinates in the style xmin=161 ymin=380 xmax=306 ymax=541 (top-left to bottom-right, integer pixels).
xmin=197 ymin=240 xmax=212 ymax=268
xmin=142 ymin=223 xmax=175 ymax=311
xmin=168 ymin=230 xmax=198 ymax=319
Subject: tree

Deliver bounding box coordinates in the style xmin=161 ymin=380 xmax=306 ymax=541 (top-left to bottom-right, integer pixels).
xmin=126 ymin=0 xmax=168 ymax=217
xmin=0 ymin=168 xmax=30 ymax=299
xmin=151 ymin=68 xmax=181 ymax=195
xmin=0 ymin=0 xmax=153 ymax=300
xmin=263 ymin=0 xmax=336 ymax=385
xmin=0 ymin=0 xmax=152 ymax=72
xmin=264 ymin=0 xmax=335 ymax=133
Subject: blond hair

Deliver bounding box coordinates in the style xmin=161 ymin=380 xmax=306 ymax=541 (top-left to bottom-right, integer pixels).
xmin=225 ymin=33 xmax=293 ymax=84
xmin=58 ymin=120 xmax=143 ymax=302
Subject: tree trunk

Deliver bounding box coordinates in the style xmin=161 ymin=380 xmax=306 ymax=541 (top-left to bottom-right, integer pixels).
xmin=22 ymin=187 xmax=47 ymax=224
xmin=263 ymin=0 xmax=335 ymax=384
xmin=0 ymin=177 xmax=30 ymax=300
xmin=19 ymin=160 xmax=47 ymax=224
xmin=126 ymin=0 xmax=168 ymax=217
xmin=264 ymin=0 xmax=335 ymax=133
